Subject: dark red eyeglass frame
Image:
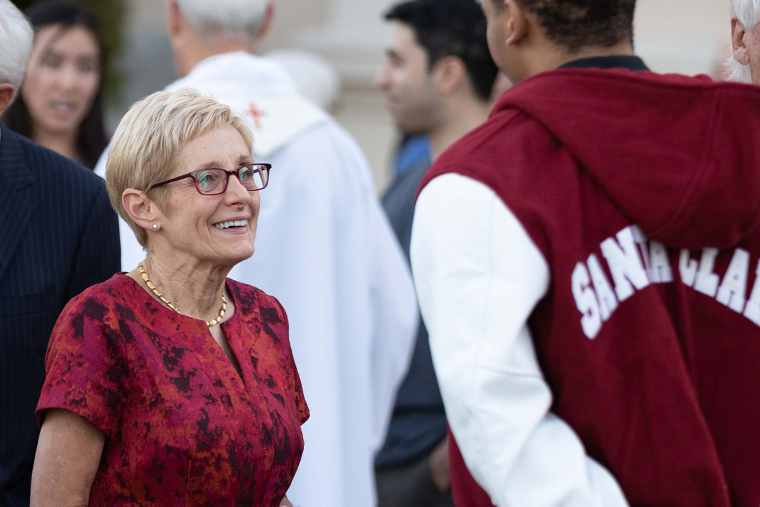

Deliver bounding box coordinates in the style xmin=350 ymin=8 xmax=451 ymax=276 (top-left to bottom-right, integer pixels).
xmin=148 ymin=163 xmax=272 ymax=195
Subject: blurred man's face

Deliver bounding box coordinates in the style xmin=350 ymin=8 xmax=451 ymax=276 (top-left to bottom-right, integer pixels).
xmin=375 ymin=23 xmax=444 ymax=134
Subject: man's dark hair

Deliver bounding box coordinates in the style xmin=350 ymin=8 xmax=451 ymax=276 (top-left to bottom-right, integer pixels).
xmin=515 ymin=0 xmax=636 ymax=53
xmin=385 ymin=0 xmax=498 ymax=102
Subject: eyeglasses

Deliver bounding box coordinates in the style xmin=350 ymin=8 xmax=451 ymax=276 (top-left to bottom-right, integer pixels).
xmin=148 ymin=163 xmax=272 ymax=195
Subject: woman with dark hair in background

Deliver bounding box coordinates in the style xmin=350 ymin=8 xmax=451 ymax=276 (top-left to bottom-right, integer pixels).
xmin=2 ymin=1 xmax=107 ymax=169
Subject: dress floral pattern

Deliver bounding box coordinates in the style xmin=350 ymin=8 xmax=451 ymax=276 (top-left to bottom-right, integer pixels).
xmin=37 ymin=273 xmax=309 ymax=506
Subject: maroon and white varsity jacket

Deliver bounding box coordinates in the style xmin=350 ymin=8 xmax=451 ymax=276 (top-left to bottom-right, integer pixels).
xmin=416 ymin=67 xmax=760 ymax=506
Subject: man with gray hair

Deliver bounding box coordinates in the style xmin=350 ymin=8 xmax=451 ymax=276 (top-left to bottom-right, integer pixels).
xmin=730 ymin=0 xmax=760 ymax=83
xmin=0 ymin=0 xmax=31 ymax=109
xmin=94 ymin=1 xmax=417 ymax=506
xmin=0 ymin=1 xmax=120 ymax=504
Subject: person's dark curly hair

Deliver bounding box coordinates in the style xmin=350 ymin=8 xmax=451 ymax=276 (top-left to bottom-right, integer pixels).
xmin=514 ymin=0 xmax=636 ymax=53
xmin=385 ymin=0 xmax=498 ymax=102
xmin=2 ymin=1 xmax=108 ymax=169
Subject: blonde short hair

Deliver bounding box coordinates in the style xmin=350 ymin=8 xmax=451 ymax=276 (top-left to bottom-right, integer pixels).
xmin=106 ymin=88 xmax=253 ymax=247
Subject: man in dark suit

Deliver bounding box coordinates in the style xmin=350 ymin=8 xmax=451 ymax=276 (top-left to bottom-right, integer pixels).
xmin=0 ymin=2 xmax=120 ymax=504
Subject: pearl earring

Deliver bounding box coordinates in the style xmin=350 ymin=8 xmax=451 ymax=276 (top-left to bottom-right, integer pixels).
xmin=152 ymin=224 xmax=159 ymax=230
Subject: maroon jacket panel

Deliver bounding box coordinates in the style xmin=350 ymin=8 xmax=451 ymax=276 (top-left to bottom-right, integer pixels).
xmin=448 ymin=428 xmax=494 ymax=507
xmin=420 ymin=68 xmax=760 ymax=507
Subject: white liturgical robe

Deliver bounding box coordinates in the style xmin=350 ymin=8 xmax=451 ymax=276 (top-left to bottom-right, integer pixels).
xmin=95 ymin=52 xmax=418 ymax=507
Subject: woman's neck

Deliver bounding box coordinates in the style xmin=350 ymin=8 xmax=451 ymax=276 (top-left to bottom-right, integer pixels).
xmin=135 ymin=254 xmax=231 ymax=323
xmin=33 ymin=128 xmax=79 ymax=162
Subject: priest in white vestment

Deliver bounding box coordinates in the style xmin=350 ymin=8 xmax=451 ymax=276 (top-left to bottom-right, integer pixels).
xmin=95 ymin=2 xmax=418 ymax=506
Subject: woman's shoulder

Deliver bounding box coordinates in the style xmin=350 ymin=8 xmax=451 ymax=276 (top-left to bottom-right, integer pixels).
xmin=69 ymin=273 xmax=136 ymax=304
xmin=47 ymin=275 xmax=136 ymax=360
xmin=226 ymin=279 xmax=287 ymax=323
xmin=60 ymin=273 xmax=141 ymax=321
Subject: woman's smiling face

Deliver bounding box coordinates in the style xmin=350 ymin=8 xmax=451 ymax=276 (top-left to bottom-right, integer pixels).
xmin=150 ymin=125 xmax=260 ymax=268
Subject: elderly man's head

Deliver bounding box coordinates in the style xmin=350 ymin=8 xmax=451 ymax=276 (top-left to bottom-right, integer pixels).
xmin=0 ymin=0 xmax=33 ymax=115
xmin=731 ymin=0 xmax=760 ymax=83
xmin=166 ymin=0 xmax=273 ymax=77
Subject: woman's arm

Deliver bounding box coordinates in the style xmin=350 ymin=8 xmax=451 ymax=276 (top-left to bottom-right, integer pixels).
xmin=31 ymin=409 xmax=105 ymax=507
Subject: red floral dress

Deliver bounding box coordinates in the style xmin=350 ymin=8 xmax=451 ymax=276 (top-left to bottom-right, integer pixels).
xmin=36 ymin=273 xmax=309 ymax=506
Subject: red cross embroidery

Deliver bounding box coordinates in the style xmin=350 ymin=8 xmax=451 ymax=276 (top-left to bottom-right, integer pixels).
xmin=248 ymin=103 xmax=266 ymax=130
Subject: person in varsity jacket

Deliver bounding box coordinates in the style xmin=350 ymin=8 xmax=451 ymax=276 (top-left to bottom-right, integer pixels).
xmin=410 ymin=0 xmax=760 ymax=506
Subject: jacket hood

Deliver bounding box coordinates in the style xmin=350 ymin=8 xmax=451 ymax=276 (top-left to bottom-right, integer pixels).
xmin=496 ymin=68 xmax=760 ymax=250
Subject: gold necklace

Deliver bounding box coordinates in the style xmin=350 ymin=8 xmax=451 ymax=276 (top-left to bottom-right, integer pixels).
xmin=138 ymin=261 xmax=226 ymax=327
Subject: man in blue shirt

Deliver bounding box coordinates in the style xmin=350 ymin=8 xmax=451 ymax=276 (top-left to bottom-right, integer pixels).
xmin=374 ymin=1 xmax=498 ymax=505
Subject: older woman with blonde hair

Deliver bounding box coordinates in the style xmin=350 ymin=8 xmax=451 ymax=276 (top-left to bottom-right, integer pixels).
xmin=31 ymin=89 xmax=307 ymax=507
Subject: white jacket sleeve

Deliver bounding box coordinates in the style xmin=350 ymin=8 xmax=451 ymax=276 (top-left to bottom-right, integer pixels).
xmin=410 ymin=174 xmax=629 ymax=507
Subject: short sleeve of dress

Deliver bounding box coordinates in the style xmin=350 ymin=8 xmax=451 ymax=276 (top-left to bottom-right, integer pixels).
xmin=36 ymin=293 xmax=129 ymax=440
xmin=274 ymin=299 xmax=310 ymax=425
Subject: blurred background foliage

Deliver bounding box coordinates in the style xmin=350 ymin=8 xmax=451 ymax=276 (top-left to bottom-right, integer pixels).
xmin=12 ymin=0 xmax=127 ymax=105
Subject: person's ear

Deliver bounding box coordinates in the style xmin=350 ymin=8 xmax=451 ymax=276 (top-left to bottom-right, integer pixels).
xmin=123 ymin=189 xmax=162 ymax=234
xmin=0 ymin=83 xmax=15 ymax=117
xmin=254 ymin=2 xmax=275 ymax=43
xmin=504 ymin=0 xmax=529 ymax=46
xmin=432 ymin=56 xmax=468 ymax=97
xmin=165 ymin=0 xmax=184 ymax=40
xmin=732 ymin=17 xmax=751 ymax=66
